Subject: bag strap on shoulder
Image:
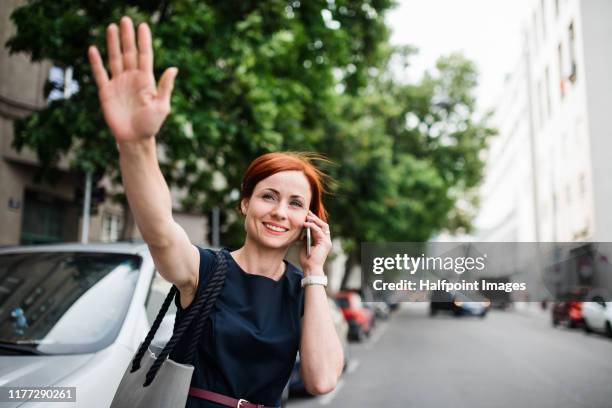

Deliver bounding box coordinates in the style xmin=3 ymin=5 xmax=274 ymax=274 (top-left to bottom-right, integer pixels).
xmin=129 ymin=249 xmax=228 ymax=387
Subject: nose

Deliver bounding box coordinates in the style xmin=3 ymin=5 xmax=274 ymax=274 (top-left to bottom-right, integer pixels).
xmin=270 ymin=201 xmax=288 ymax=220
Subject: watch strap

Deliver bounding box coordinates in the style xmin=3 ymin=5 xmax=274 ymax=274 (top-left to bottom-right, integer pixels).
xmin=301 ymin=275 xmax=328 ymax=288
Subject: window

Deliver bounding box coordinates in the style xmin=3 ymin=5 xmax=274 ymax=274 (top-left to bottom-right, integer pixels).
xmin=568 ymin=22 xmax=577 ymax=83
xmin=21 ymin=190 xmax=67 ymax=244
xmin=558 ymin=43 xmax=565 ymax=98
xmin=537 ymin=80 xmax=544 ymax=128
xmin=579 ymin=174 xmax=586 ymax=196
xmin=545 ymin=66 xmax=552 ymax=116
xmin=145 ymin=271 xmax=176 ymax=326
xmin=541 ymin=0 xmax=547 ymax=40
xmin=0 ymin=251 xmax=141 ymax=354
xmin=101 ymin=213 xmax=123 ymax=242
xmin=532 ymin=12 xmax=539 ymax=51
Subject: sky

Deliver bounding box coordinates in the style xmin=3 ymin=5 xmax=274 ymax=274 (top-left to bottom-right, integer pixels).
xmin=386 ymin=0 xmax=528 ymax=113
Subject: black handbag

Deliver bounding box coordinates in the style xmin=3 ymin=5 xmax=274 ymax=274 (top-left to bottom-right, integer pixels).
xmin=110 ymin=249 xmax=227 ymax=408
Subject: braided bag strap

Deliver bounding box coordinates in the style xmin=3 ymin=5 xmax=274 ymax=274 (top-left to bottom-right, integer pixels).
xmin=141 ymin=250 xmax=226 ymax=386
xmin=131 ymin=251 xmax=228 ymax=387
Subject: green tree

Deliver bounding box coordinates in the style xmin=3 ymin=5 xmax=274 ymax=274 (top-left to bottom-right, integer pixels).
xmin=6 ymin=0 xmax=395 ymax=248
xmin=7 ymin=1 xmax=494 ymax=288
xmin=320 ymin=51 xmax=494 ymax=288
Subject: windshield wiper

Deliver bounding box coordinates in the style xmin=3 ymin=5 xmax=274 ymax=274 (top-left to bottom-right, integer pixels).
xmin=0 ymin=341 xmax=46 ymax=355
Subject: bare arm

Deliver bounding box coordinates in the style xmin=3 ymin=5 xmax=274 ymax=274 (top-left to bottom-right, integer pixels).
xmin=88 ymin=16 xmax=198 ymax=295
xmin=298 ymin=212 xmax=344 ymax=394
xmin=299 ymin=277 xmax=344 ymax=395
xmin=118 ymin=139 xmax=199 ymax=293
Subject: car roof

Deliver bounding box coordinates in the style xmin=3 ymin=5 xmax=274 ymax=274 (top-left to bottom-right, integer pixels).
xmin=0 ymin=241 xmax=151 ymax=256
xmin=0 ymin=242 xmax=219 ymax=256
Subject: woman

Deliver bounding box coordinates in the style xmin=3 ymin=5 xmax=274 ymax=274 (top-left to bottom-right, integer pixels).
xmin=88 ymin=16 xmax=343 ymax=408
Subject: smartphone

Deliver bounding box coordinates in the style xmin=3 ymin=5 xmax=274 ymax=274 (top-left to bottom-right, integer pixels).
xmin=304 ymin=227 xmax=311 ymax=257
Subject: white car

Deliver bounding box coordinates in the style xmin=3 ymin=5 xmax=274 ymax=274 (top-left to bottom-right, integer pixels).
xmin=582 ymin=295 xmax=612 ymax=338
xmin=0 ymin=242 xmax=185 ymax=407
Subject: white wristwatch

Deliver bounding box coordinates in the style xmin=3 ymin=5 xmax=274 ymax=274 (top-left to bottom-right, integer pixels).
xmin=301 ymin=275 xmax=328 ymax=288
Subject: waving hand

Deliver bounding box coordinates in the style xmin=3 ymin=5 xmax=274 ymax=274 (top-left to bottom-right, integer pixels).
xmin=88 ymin=16 xmax=178 ymax=142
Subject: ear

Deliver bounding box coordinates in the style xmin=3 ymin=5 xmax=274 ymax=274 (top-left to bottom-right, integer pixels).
xmin=240 ymin=198 xmax=249 ymax=216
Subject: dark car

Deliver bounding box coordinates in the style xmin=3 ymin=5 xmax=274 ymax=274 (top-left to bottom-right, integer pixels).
xmin=430 ymin=290 xmax=490 ymax=317
xmin=552 ymin=290 xmax=587 ymax=328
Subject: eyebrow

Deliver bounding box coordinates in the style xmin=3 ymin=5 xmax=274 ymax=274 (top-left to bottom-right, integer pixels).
xmin=262 ymin=188 xmax=305 ymax=200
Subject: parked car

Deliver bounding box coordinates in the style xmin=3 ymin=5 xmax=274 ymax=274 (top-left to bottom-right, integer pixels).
xmin=582 ymin=296 xmax=612 ymax=338
xmin=429 ymin=291 xmax=490 ymax=317
xmin=288 ymin=297 xmax=349 ymax=396
xmin=385 ymin=298 xmax=401 ymax=312
xmin=0 ymin=242 xmax=183 ymax=408
xmin=551 ymin=290 xmax=587 ymax=328
xmin=364 ymin=302 xmax=391 ymax=321
xmin=334 ymin=291 xmax=373 ymax=341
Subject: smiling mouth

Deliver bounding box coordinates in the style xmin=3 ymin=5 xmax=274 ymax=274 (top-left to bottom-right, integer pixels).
xmin=263 ymin=222 xmax=289 ymax=233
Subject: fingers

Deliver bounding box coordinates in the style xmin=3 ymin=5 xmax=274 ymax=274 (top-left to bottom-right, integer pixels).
xmin=120 ymin=16 xmax=138 ymax=70
xmin=306 ymin=210 xmax=329 ymax=231
xmin=303 ymin=221 xmax=330 ymax=243
xmin=88 ymin=46 xmax=109 ymax=88
xmin=106 ymin=23 xmax=123 ymax=77
xmin=137 ymin=23 xmax=153 ymax=73
xmin=157 ymin=67 xmax=178 ymax=105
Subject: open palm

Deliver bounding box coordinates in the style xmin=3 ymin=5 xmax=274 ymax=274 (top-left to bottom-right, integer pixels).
xmin=88 ymin=17 xmax=177 ymax=142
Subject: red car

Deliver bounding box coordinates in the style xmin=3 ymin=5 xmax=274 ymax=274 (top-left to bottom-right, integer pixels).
xmin=552 ymin=290 xmax=587 ymax=328
xmin=334 ymin=291 xmax=373 ymax=341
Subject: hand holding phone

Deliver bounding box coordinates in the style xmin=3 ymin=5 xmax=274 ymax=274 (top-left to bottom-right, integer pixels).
xmin=301 ymin=227 xmax=312 ymax=258
xmin=305 ymin=227 xmax=311 ymax=258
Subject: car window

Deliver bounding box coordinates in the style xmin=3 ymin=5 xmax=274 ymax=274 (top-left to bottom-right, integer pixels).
xmin=431 ymin=290 xmax=452 ymax=302
xmin=0 ymin=251 xmax=141 ymax=354
xmin=145 ymin=270 xmax=177 ymax=324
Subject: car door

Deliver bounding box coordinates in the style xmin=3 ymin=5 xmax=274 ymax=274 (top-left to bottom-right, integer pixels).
xmin=589 ymin=296 xmax=607 ymax=330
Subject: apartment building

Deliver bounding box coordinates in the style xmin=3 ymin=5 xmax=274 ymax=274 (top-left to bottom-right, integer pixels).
xmin=473 ymin=0 xmax=612 ymax=296
xmin=476 ymin=0 xmax=612 ymax=243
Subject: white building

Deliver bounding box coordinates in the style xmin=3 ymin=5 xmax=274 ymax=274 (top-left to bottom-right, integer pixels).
xmin=475 ymin=0 xmax=612 ymax=243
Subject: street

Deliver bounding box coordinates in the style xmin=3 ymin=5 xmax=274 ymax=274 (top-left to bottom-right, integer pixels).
xmin=289 ymin=304 xmax=612 ymax=408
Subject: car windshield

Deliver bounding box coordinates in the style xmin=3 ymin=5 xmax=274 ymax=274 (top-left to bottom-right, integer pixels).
xmin=0 ymin=251 xmax=141 ymax=355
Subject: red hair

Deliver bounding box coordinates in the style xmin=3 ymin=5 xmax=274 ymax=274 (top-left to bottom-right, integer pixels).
xmin=239 ymin=152 xmax=333 ymax=222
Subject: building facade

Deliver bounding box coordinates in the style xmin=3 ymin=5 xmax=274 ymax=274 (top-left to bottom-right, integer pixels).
xmin=474 ymin=0 xmax=612 ymax=297
xmin=0 ymin=0 xmax=208 ymax=246
xmin=475 ymin=0 xmax=612 ymax=243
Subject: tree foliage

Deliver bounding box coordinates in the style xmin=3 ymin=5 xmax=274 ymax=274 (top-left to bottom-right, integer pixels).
xmin=7 ymin=0 xmax=493 ymax=264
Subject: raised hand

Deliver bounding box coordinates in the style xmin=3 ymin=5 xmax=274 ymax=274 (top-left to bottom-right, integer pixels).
xmin=88 ymin=16 xmax=178 ymax=142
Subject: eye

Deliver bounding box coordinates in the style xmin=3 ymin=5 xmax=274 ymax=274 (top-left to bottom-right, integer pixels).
xmin=262 ymin=193 xmax=275 ymax=201
xmin=291 ymin=200 xmax=304 ymax=208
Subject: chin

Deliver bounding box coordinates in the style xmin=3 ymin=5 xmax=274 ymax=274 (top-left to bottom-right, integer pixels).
xmin=255 ymin=233 xmax=295 ymax=250
xmin=261 ymin=238 xmax=291 ymax=250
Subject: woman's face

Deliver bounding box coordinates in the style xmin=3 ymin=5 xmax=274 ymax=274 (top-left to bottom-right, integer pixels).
xmin=241 ymin=170 xmax=312 ymax=250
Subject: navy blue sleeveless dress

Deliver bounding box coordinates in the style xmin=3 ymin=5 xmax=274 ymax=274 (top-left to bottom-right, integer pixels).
xmin=170 ymin=246 xmax=305 ymax=408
